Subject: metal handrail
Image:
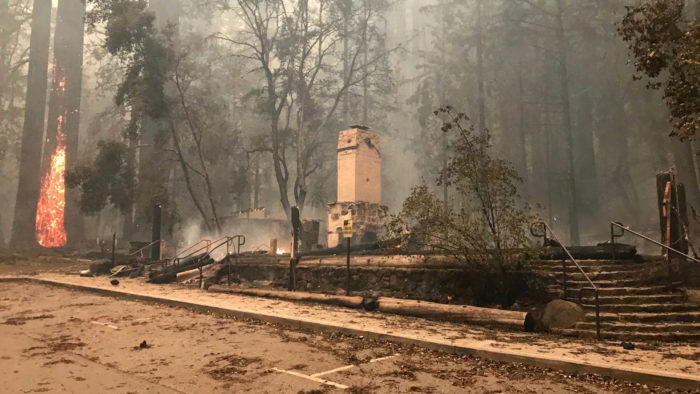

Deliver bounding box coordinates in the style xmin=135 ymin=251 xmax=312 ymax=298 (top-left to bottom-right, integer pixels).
xmin=174 ymin=239 xmax=211 ymax=260
xmin=611 ymin=221 xmax=700 ymax=289
xmin=610 ymin=222 xmax=700 ymax=264
xmin=534 ymin=221 xmax=601 ymax=340
xmin=173 ymin=235 xmax=230 ymax=266
xmin=191 ymin=236 xmax=240 ymax=287
xmin=129 ymin=239 xmax=162 ymax=259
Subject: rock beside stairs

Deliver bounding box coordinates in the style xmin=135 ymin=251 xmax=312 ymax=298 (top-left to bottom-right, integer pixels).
xmin=541 ymin=299 xmax=585 ymax=330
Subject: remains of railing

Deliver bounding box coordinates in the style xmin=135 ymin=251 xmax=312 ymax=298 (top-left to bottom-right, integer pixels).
xmin=174 ymin=236 xmax=230 ymax=267
xmin=129 ymin=239 xmax=163 ymax=260
xmin=170 ymin=235 xmax=247 ymax=287
xmin=610 ymin=221 xmax=700 ymax=288
xmin=173 ymin=239 xmax=212 ymax=264
xmin=226 ymin=235 xmax=246 ymax=285
xmin=532 ymin=221 xmax=601 ymax=340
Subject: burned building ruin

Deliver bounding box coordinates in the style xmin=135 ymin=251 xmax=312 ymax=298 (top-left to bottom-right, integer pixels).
xmin=327 ymin=127 xmax=388 ymax=248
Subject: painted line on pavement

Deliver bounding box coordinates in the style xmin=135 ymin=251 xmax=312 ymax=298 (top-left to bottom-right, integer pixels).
xmin=271 ymin=367 xmax=349 ymax=389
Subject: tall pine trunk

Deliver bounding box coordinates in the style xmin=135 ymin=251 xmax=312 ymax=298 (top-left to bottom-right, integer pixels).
xmin=42 ymin=0 xmax=85 ymax=247
xmin=10 ymin=0 xmax=51 ymax=249
xmin=475 ymin=0 xmax=486 ymax=135
xmin=555 ymin=0 xmax=580 ymax=245
xmin=132 ymin=0 xmax=180 ymax=239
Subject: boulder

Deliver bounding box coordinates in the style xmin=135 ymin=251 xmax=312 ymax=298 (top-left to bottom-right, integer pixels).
xmin=540 ymin=299 xmax=585 ymax=331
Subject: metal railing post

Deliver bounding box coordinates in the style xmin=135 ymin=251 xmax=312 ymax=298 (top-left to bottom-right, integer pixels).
xmin=610 ymin=221 xmax=700 ymax=289
xmin=227 ymin=238 xmax=232 ymax=286
xmin=562 ymin=258 xmax=567 ymax=297
xmin=595 ymin=289 xmax=601 ymax=341
xmin=610 ymin=223 xmax=616 ymax=263
xmin=536 ymin=220 xmax=601 ymax=341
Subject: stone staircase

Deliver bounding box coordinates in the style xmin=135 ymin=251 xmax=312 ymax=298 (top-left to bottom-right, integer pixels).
xmin=534 ymin=258 xmax=700 ymax=342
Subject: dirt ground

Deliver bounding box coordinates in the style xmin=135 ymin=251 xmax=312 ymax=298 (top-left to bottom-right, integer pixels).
xmin=0 ymin=252 xmax=90 ymax=276
xmin=0 ymin=280 xmax=688 ymax=394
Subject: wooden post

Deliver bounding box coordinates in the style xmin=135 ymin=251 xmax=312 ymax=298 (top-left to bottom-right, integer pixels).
xmin=151 ymin=204 xmax=162 ymax=261
xmin=346 ymin=237 xmax=351 ymax=295
xmin=290 ymin=207 xmax=301 ymax=291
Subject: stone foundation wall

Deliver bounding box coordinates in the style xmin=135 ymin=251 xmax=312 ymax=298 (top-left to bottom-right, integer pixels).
xmin=229 ymin=261 xmax=543 ymax=307
xmin=326 ymin=202 xmax=388 ymax=248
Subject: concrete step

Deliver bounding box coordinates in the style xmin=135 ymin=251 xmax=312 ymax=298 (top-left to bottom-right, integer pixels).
xmin=584 ymin=312 xmax=700 ymax=323
xmin=578 ymin=294 xmax=684 ymax=305
xmin=552 ymin=327 xmax=700 ymax=342
xmin=566 ymin=279 xmax=655 ymax=288
xmin=579 ymin=303 xmax=698 ymax=313
xmin=535 ymin=259 xmax=634 ymax=267
xmin=533 ymin=263 xmax=647 ymax=273
xmin=563 ymin=285 xmax=680 ymax=297
xmin=548 ymin=270 xmax=651 ymax=282
xmin=574 ymin=321 xmax=700 ymax=334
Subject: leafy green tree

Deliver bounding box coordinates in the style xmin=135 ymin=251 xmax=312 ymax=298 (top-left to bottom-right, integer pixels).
xmin=66 ymin=141 xmax=135 ymax=214
xmin=388 ymin=107 xmax=535 ymax=270
xmin=619 ymin=0 xmax=699 ymax=141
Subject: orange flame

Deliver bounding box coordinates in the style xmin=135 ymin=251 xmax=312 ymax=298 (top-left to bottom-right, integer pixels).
xmin=36 ymin=115 xmax=67 ymax=248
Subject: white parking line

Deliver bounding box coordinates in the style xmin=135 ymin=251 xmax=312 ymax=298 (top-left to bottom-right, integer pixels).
xmin=369 ymin=354 xmax=399 ymax=363
xmin=311 ymin=364 xmax=356 ymax=377
xmin=273 ymin=353 xmax=401 ymax=389
xmin=271 ymin=367 xmax=349 ymax=389
xmin=311 ymin=354 xmax=400 ymax=378
xmin=90 ymin=321 xmax=119 ymax=330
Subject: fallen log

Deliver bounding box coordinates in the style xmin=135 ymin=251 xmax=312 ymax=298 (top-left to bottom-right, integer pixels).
xmin=207 ymin=285 xmax=533 ymax=331
xmin=148 ymin=254 xmax=215 ymax=284
xmin=176 ymin=264 xmax=218 ymax=283
xmin=207 ymin=285 xmax=364 ymax=309
xmin=376 ymin=297 xmax=532 ymax=331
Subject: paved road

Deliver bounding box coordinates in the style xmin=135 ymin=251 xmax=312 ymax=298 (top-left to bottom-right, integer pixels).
xmin=0 ymin=282 xmax=675 ymax=393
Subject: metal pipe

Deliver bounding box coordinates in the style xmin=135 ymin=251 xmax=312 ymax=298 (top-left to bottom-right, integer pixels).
xmin=610 ymin=222 xmax=700 ymax=264
xmin=537 ymin=220 xmax=600 ymax=341
xmin=562 ymin=258 xmax=567 ymax=297
xmin=610 ymin=223 xmax=615 ymax=263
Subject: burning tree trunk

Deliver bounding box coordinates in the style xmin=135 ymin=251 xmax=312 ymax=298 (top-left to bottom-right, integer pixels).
xmin=10 ymin=0 xmax=51 ymax=249
xmin=39 ymin=0 xmax=85 ymax=248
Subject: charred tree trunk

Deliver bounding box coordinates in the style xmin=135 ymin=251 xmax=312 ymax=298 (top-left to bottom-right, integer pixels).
xmin=475 ymin=0 xmax=486 ymax=135
xmin=133 ymin=0 xmax=180 ymax=238
xmin=574 ymin=93 xmax=599 ymax=222
xmin=361 ymin=0 xmax=369 ymax=125
xmin=341 ymin=0 xmax=351 ymax=125
xmin=10 ymin=0 xmax=51 ymax=249
xmin=517 ymin=64 xmax=528 ymax=184
xmin=555 ymin=0 xmax=580 ymax=245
